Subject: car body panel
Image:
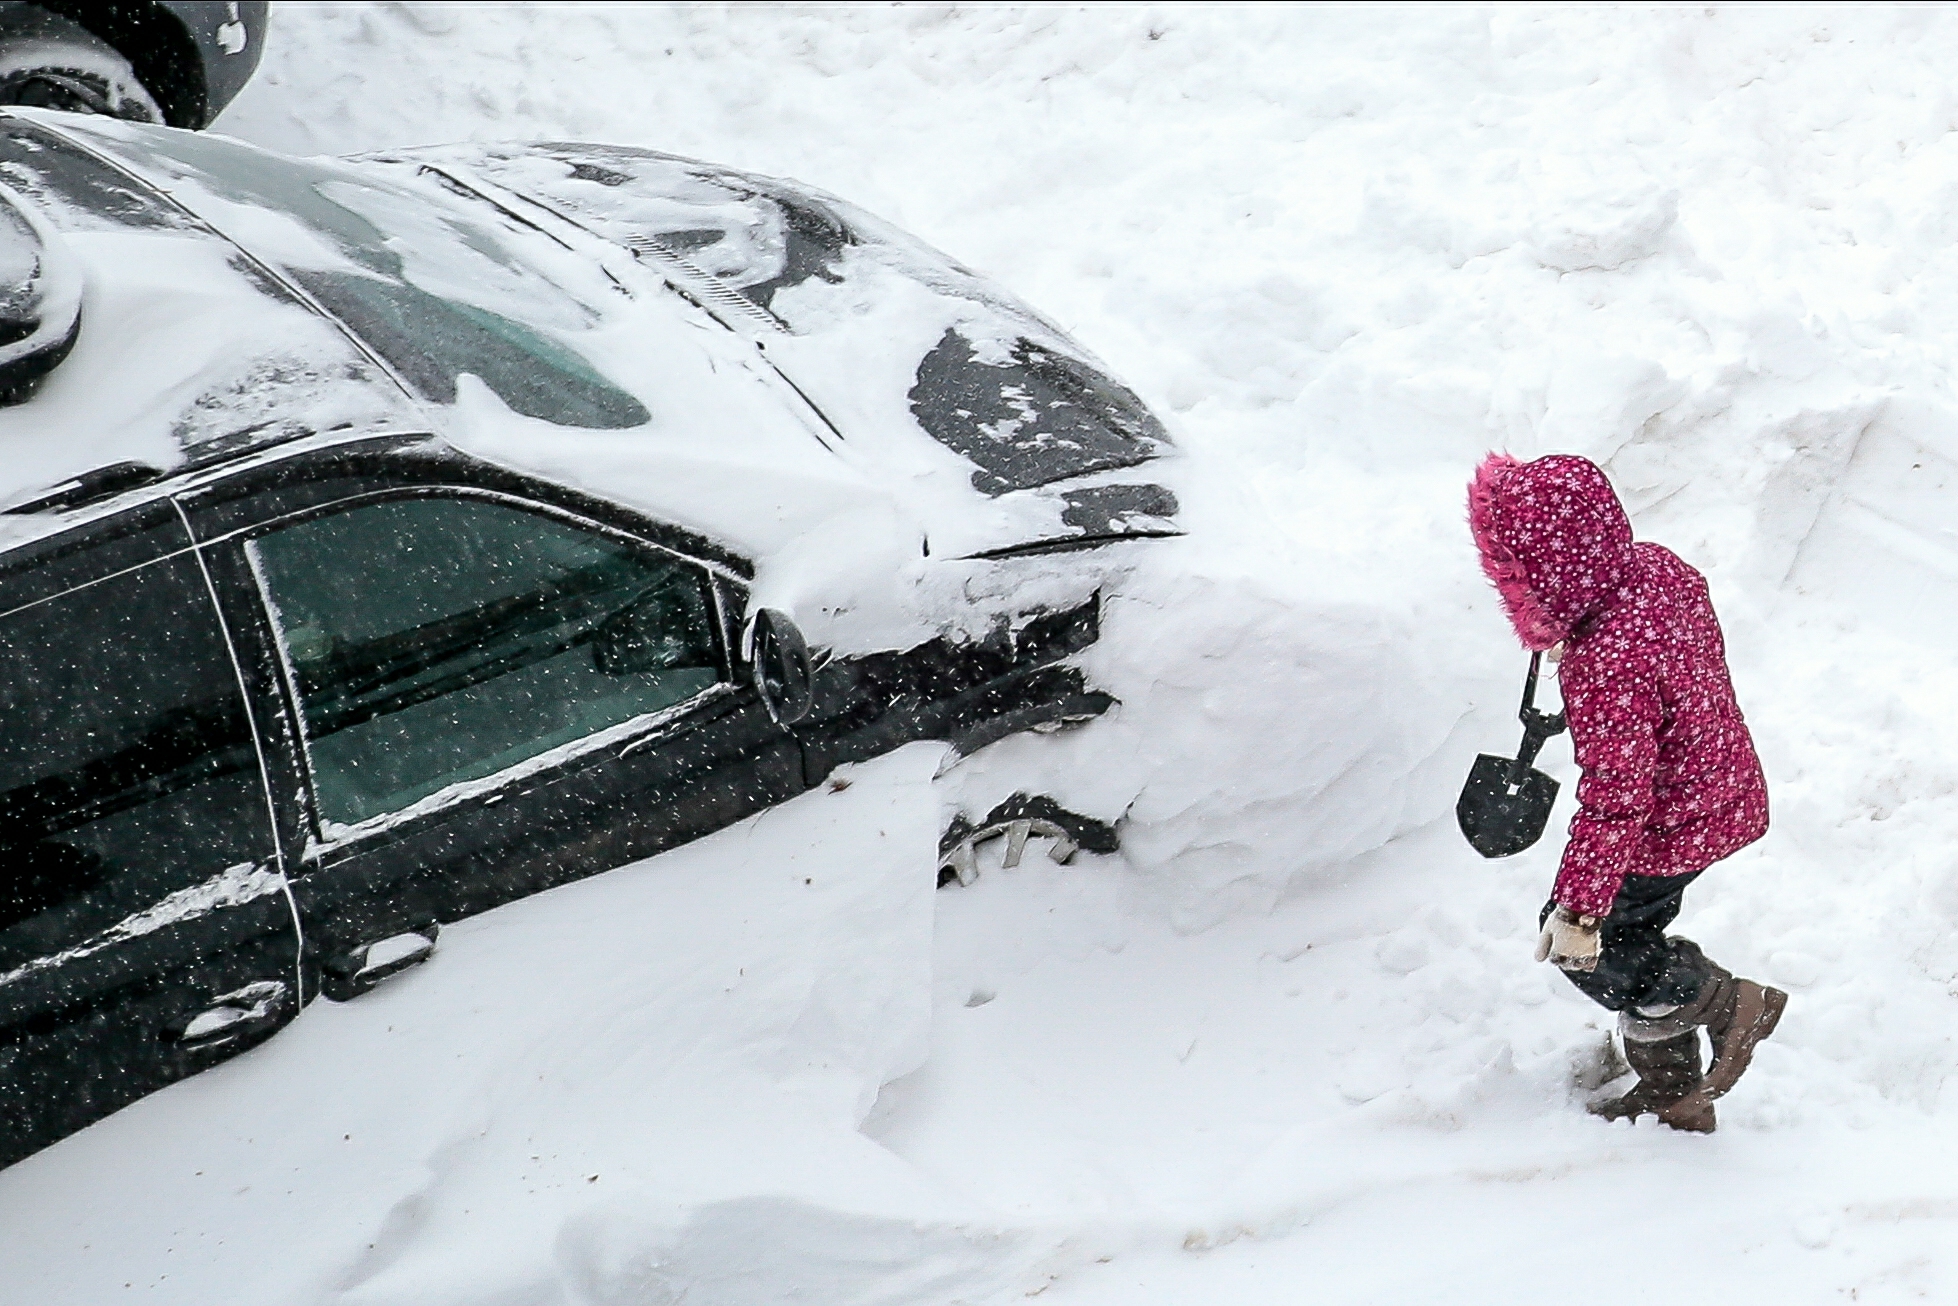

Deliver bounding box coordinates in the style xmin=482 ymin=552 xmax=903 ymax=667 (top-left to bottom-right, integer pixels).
xmin=0 ymin=507 xmax=300 ymax=1168
xmin=0 ymin=111 xmax=1168 ymax=1167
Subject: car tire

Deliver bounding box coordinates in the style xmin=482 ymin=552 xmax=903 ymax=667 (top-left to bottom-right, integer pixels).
xmin=0 ymin=7 xmax=161 ymax=123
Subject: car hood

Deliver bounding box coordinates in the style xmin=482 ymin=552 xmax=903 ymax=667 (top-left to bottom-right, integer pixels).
xmin=351 ymin=141 xmax=1184 ymax=562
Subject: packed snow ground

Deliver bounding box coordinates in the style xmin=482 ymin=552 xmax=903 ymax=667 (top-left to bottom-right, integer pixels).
xmin=8 ymin=4 xmax=1958 ymax=1302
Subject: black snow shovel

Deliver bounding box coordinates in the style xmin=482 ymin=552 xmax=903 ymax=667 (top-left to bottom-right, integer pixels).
xmin=1457 ymin=651 xmax=1569 ymax=858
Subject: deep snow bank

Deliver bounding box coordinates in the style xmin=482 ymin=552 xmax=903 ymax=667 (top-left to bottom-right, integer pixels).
xmin=0 ymin=746 xmax=1001 ymax=1304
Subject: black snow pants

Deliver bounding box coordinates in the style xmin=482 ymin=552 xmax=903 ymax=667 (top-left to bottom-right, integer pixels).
xmin=1539 ymin=871 xmax=1717 ymax=1013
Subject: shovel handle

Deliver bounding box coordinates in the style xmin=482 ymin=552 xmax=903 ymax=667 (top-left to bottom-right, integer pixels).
xmin=1507 ymin=652 xmax=1568 ymax=785
xmin=1521 ymin=650 xmax=1543 ymax=713
xmin=1518 ymin=651 xmax=1568 ymax=734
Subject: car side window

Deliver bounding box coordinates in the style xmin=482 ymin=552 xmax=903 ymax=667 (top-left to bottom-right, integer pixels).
xmin=0 ymin=554 xmax=274 ymax=973
xmin=246 ymin=496 xmax=723 ymax=831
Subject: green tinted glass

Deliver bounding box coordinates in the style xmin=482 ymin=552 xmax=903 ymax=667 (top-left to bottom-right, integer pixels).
xmin=250 ymin=497 xmax=719 ymax=828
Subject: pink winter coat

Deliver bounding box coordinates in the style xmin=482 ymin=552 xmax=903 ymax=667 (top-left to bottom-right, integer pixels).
xmin=1468 ymin=453 xmax=1768 ymax=918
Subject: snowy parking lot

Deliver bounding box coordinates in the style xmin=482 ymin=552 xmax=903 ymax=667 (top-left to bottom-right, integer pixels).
xmin=5 ymin=4 xmax=1958 ymax=1303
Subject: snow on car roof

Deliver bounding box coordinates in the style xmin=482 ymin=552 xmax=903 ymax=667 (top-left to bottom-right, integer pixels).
xmin=0 ymin=111 xmax=900 ymax=564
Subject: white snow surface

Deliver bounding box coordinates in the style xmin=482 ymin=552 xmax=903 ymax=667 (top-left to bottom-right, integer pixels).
xmin=7 ymin=4 xmax=1958 ymax=1302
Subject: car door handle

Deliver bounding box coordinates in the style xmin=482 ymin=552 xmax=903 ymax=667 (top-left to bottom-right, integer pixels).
xmin=170 ymin=979 xmax=290 ymax=1054
xmin=320 ymin=926 xmax=439 ymax=1001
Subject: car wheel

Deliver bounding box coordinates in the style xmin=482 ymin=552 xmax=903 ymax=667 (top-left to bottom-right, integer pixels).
xmin=0 ymin=8 xmax=161 ymax=123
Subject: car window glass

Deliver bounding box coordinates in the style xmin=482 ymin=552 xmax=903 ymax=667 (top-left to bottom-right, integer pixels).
xmin=0 ymin=121 xmax=413 ymax=483
xmin=55 ymin=120 xmax=649 ymax=431
xmin=0 ymin=553 xmax=276 ymax=973
xmin=248 ymin=497 xmax=722 ymax=831
xmin=0 ymin=117 xmax=190 ymax=233
xmin=906 ymin=327 xmax=1171 ymax=495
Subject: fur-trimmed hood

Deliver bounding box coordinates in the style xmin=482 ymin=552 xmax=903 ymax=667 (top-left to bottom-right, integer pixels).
xmin=1467 ymin=452 xmax=1633 ymax=651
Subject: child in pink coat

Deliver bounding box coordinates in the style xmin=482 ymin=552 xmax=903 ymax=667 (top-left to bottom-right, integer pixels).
xmin=1468 ymin=452 xmax=1785 ymax=1132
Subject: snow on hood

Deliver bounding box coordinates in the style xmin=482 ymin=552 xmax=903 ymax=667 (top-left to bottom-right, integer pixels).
xmin=1468 ymin=451 xmax=1633 ymax=651
xmin=352 ymin=140 xmax=1183 ymax=560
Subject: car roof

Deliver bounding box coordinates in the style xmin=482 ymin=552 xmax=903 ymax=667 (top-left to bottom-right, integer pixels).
xmin=0 ymin=428 xmax=765 ymax=590
xmin=0 ymin=109 xmax=892 ymax=563
xmin=0 ymin=112 xmax=424 ymax=501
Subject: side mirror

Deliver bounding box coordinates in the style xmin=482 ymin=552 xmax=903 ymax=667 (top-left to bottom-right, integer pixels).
xmin=0 ymin=184 xmax=83 ymax=406
xmin=745 ymin=608 xmax=814 ymax=725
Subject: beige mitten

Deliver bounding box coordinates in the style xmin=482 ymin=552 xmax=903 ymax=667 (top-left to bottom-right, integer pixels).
xmin=1534 ymin=905 xmax=1602 ymax=972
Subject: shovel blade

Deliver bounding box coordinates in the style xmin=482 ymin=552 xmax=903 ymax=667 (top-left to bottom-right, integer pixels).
xmin=1457 ymin=752 xmax=1560 ymax=858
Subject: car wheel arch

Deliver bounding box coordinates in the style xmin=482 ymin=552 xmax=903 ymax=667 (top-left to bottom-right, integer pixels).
xmin=21 ymin=1 xmax=206 ymax=127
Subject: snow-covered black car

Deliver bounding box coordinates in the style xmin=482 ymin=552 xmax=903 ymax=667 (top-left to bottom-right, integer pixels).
xmin=0 ymin=108 xmax=1176 ymax=1167
xmin=0 ymin=2 xmax=268 ymax=127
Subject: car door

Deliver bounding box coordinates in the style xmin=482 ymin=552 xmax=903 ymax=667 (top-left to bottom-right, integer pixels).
xmin=195 ymin=482 xmax=805 ymax=998
xmin=0 ymin=502 xmax=302 ymax=1169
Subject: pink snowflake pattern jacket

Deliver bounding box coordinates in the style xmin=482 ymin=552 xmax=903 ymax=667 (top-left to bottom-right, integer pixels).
xmin=1468 ymin=453 xmax=1768 ymax=917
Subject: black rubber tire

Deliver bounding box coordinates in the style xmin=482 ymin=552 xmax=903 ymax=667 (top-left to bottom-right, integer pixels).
xmin=0 ymin=7 xmax=161 ymax=123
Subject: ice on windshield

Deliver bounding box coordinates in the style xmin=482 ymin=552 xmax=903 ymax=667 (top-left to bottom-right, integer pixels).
xmin=53 ymin=119 xmax=649 ymax=431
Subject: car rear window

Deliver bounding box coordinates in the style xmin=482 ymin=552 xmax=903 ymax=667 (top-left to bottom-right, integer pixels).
xmin=54 ymin=120 xmax=649 ymax=431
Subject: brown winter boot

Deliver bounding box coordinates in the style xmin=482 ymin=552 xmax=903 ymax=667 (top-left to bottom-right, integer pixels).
xmin=1590 ymin=969 xmax=1726 ymax=1133
xmin=1654 ymin=972 xmax=1788 ymax=1129
xmin=1588 ymin=1028 xmax=1704 ymax=1124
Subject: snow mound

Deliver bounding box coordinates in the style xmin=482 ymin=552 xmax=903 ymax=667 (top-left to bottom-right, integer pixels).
xmin=557 ymin=1197 xmax=1020 ymax=1306
xmin=0 ymin=746 xmax=1025 ymax=1305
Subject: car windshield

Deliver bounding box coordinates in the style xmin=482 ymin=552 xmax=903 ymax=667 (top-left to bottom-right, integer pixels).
xmin=56 ymin=120 xmax=649 ymax=431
